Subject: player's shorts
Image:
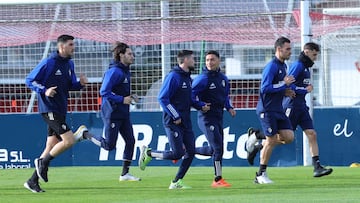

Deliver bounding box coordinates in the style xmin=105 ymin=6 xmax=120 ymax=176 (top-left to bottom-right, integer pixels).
xmin=257 ymin=111 xmax=292 ymax=136
xmin=41 ymin=112 xmax=71 ymax=138
xmin=285 ymin=107 xmax=314 ymax=131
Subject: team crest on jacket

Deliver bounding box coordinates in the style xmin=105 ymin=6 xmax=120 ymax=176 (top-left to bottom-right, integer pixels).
xmin=303 ymin=78 xmax=311 ymax=85
xmin=222 ymin=80 xmax=225 ymax=87
xmin=209 ymin=82 xmax=216 ymax=89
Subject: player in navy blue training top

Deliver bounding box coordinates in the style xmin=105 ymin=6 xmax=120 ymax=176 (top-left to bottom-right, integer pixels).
xmin=74 ymin=42 xmax=141 ymax=181
xmin=283 ymin=42 xmax=333 ymax=177
xmin=138 ymin=50 xmax=209 ymax=189
xmin=192 ymin=50 xmax=236 ymax=188
xmin=251 ymin=37 xmax=296 ymax=184
xmin=24 ymin=34 xmax=88 ymax=193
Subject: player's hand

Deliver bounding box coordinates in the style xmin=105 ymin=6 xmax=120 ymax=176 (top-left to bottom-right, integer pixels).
xmin=201 ymin=103 xmax=211 ymax=112
xmin=123 ymin=96 xmax=132 ymax=105
xmin=284 ymin=75 xmax=295 ymax=86
xmin=228 ymin=108 xmax=236 ymax=117
xmin=306 ymin=85 xmax=313 ymax=93
xmin=130 ymin=94 xmax=140 ymax=104
xmin=285 ymin=88 xmax=296 ymax=99
xmin=80 ymin=74 xmax=88 ymax=86
xmin=45 ymin=86 xmax=57 ymax=97
xmin=173 ymin=118 xmax=182 ymax=125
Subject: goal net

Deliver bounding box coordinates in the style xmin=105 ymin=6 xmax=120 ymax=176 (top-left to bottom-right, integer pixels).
xmin=1 ymin=0 xmax=360 ymax=113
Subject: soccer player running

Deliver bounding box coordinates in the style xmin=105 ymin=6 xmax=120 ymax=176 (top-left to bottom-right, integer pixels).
xmin=138 ymin=50 xmax=209 ymax=189
xmin=283 ymin=42 xmax=333 ymax=177
xmin=75 ymin=42 xmax=141 ymax=181
xmin=192 ymin=50 xmax=236 ymax=187
xmin=24 ymin=34 xmax=88 ymax=193
xmin=251 ymin=36 xmax=296 ymax=184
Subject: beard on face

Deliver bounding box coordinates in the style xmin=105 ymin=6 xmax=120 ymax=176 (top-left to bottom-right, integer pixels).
xmin=188 ymin=65 xmax=195 ymax=71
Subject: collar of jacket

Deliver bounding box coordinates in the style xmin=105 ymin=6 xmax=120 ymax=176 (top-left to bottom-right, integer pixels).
xmin=51 ymin=51 xmax=71 ymax=61
xmin=202 ymin=66 xmax=220 ymax=75
xmin=173 ymin=65 xmax=191 ymax=76
xmin=298 ymin=51 xmax=314 ymax=68
xmin=109 ymin=60 xmax=130 ymax=71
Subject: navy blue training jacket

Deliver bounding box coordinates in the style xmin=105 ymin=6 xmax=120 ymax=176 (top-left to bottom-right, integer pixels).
xmin=192 ymin=67 xmax=233 ymax=117
xmin=283 ymin=52 xmax=313 ymax=110
xmin=256 ymin=57 xmax=290 ymax=114
xmin=25 ymin=51 xmax=83 ymax=115
xmin=158 ymin=66 xmax=203 ymax=128
xmin=100 ymin=60 xmax=131 ymax=119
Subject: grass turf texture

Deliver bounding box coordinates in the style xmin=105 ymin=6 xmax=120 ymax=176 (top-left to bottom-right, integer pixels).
xmin=0 ymin=166 xmax=358 ymax=203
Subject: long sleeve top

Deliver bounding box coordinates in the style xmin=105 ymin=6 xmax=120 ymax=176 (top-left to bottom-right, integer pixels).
xmin=25 ymin=51 xmax=83 ymax=115
xmin=158 ymin=66 xmax=203 ymax=128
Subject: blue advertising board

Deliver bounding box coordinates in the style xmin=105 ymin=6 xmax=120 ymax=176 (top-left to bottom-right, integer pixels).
xmin=1 ymin=108 xmax=359 ymax=169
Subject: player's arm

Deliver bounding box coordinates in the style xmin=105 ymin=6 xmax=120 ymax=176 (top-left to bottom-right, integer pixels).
xmin=69 ymin=61 xmax=86 ymax=91
xmin=261 ymin=64 xmax=288 ymax=94
xmin=288 ymin=63 xmax=308 ymax=95
xmin=25 ymin=59 xmax=50 ymax=94
xmin=191 ymin=75 xmax=207 ymax=110
xmin=100 ymin=68 xmax=124 ymax=103
xmin=223 ymin=76 xmax=236 ymax=117
xmin=158 ymin=74 xmax=181 ymax=120
xmin=223 ymin=76 xmax=233 ymax=110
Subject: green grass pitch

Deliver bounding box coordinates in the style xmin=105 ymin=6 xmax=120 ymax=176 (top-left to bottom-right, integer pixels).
xmin=0 ymin=166 xmax=359 ymax=203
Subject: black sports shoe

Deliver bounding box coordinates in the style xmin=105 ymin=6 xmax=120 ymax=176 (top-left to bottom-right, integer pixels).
xmin=247 ymin=144 xmax=263 ymax=165
xmin=35 ymin=158 xmax=48 ymax=182
xmin=313 ymin=166 xmax=333 ymax=177
xmin=23 ymin=180 xmax=45 ymax=193
xmin=247 ymin=127 xmax=255 ymax=136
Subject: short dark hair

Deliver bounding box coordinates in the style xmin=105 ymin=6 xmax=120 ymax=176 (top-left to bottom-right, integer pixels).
xmin=274 ymin=36 xmax=291 ymax=50
xmin=206 ymin=50 xmax=220 ymax=58
xmin=304 ymin=42 xmax=320 ymax=52
xmin=177 ymin=50 xmax=193 ymax=64
xmin=112 ymin=41 xmax=129 ymax=61
xmin=57 ymin=34 xmax=74 ymax=43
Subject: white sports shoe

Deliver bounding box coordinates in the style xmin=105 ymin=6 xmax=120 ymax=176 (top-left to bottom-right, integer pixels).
xmin=74 ymin=125 xmax=88 ymax=142
xmin=168 ymin=179 xmax=192 ymax=189
xmin=246 ymin=128 xmax=258 ymax=153
xmin=254 ymin=172 xmax=274 ymax=184
xmin=119 ymin=173 xmax=141 ymax=181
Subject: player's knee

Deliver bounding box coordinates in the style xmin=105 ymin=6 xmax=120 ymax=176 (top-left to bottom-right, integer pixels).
xmin=264 ymin=139 xmax=276 ymax=147
xmin=173 ymin=153 xmax=184 ymax=160
xmin=283 ymin=134 xmax=294 ymax=144
xmin=278 ymin=130 xmax=294 ymax=144
xmin=173 ymin=149 xmax=186 ymax=160
xmin=125 ymin=138 xmax=135 ymax=147
xmin=306 ymin=130 xmax=317 ymax=142
xmin=209 ymin=148 xmax=215 ymax=155
xmin=62 ymin=139 xmax=75 ymax=149
xmin=103 ymin=143 xmax=116 ymax=151
xmin=107 ymin=145 xmax=116 ymax=151
xmin=278 ymin=132 xmax=293 ymax=144
xmin=213 ymin=145 xmax=223 ymax=154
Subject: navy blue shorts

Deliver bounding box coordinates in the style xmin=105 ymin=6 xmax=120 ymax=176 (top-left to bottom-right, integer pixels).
xmin=257 ymin=111 xmax=292 ymax=136
xmin=285 ymin=107 xmax=314 ymax=131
